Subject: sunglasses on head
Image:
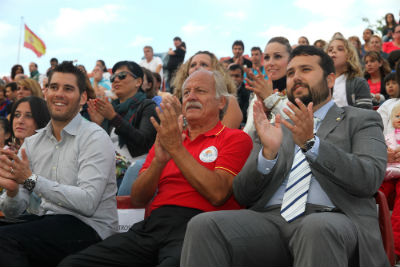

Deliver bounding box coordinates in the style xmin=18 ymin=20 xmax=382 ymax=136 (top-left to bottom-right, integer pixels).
xmin=110 ymin=71 xmax=137 ymax=83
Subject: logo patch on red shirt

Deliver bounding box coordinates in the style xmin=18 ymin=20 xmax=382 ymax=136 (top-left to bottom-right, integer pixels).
xmin=199 ymin=146 xmax=218 ymax=163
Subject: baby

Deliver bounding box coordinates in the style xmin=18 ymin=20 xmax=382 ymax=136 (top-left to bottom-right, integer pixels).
xmin=385 ymin=102 xmax=400 ymax=179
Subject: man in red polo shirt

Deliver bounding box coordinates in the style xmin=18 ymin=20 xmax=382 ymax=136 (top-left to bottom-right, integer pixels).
xmin=383 ymin=24 xmax=400 ymax=54
xmin=60 ymin=69 xmax=253 ymax=267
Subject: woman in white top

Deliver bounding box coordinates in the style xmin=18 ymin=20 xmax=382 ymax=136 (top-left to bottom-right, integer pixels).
xmin=326 ymin=37 xmax=372 ymax=109
xmin=244 ymin=37 xmax=292 ymax=139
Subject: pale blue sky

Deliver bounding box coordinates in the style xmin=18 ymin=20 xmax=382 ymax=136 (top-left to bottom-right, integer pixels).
xmin=0 ymin=0 xmax=398 ymax=78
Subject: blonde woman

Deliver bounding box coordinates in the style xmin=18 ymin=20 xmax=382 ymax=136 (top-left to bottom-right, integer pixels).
xmin=348 ymin=36 xmax=362 ymax=61
xmin=173 ymin=51 xmax=243 ymax=129
xmin=16 ymin=78 xmax=44 ymax=100
xmin=326 ymin=37 xmax=372 ymax=109
xmin=369 ymin=35 xmax=389 ymax=59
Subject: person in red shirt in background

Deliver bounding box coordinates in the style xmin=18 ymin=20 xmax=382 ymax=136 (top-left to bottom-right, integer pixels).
xmin=59 ymin=69 xmax=253 ymax=267
xmin=363 ymin=51 xmax=391 ymax=106
xmin=383 ymin=25 xmax=400 ymax=54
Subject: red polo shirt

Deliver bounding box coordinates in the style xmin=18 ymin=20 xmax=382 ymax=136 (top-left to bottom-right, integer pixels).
xmin=141 ymin=121 xmax=253 ymax=214
xmin=382 ymin=41 xmax=400 ymax=54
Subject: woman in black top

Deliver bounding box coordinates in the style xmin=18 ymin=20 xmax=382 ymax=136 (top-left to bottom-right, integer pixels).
xmin=88 ymin=61 xmax=157 ymax=162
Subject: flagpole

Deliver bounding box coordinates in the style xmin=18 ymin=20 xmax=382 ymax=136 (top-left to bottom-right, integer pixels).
xmin=17 ymin=16 xmax=24 ymax=64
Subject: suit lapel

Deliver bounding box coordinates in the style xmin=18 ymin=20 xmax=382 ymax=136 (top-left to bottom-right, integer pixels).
xmin=317 ymin=104 xmax=345 ymax=139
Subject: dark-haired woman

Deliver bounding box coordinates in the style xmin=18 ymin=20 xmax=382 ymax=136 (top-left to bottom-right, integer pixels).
xmin=10 ymin=64 xmax=24 ymax=82
xmin=382 ymin=13 xmax=398 ymax=42
xmin=88 ymin=61 xmax=157 ymax=163
xmin=9 ymin=96 xmax=50 ymax=147
xmin=6 ymin=96 xmax=50 ymax=212
xmin=363 ymin=51 xmax=391 ymax=106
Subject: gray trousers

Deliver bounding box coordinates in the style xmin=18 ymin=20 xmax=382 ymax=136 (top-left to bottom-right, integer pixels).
xmin=181 ymin=205 xmax=358 ymax=267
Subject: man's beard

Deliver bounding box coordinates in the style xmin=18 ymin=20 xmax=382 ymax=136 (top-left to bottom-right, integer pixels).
xmin=287 ymin=78 xmax=329 ymax=108
xmin=48 ymin=98 xmax=81 ymax=122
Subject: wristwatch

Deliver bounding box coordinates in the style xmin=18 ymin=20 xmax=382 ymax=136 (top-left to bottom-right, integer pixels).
xmin=301 ymin=136 xmax=316 ymax=153
xmin=23 ymin=174 xmax=38 ymax=192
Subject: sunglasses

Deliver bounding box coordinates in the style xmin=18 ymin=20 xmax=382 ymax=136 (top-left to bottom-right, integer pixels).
xmin=110 ymin=71 xmax=137 ymax=83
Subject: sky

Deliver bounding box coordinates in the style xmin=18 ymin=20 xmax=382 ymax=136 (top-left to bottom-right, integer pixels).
xmin=0 ymin=0 xmax=398 ymax=78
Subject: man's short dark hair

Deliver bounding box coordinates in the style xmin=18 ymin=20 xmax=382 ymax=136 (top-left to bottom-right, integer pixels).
xmin=48 ymin=61 xmax=87 ymax=94
xmin=365 ymin=28 xmax=374 ymax=35
xmin=251 ymin=47 xmax=262 ymax=54
xmin=289 ymin=45 xmax=335 ymax=78
xmin=173 ymin=37 xmax=182 ymax=42
xmin=31 ymin=62 xmax=38 ymax=68
xmin=228 ymin=64 xmax=244 ymax=76
xmin=232 ymin=40 xmax=244 ymax=50
xmin=5 ymin=82 xmax=17 ymax=92
xmin=50 ymin=58 xmax=58 ymax=64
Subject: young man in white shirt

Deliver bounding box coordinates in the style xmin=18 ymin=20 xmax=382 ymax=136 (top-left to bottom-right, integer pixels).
xmin=0 ymin=61 xmax=117 ymax=266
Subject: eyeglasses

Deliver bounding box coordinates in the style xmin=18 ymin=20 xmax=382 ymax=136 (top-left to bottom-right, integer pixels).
xmin=110 ymin=71 xmax=137 ymax=83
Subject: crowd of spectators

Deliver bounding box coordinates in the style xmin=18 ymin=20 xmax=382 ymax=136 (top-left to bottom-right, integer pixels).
xmin=0 ymin=11 xmax=399 ymax=266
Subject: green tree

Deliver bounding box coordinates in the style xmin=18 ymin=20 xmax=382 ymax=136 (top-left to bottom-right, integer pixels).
xmin=362 ymin=16 xmax=385 ymax=35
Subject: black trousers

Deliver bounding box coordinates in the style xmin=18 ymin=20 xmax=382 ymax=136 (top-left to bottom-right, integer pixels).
xmin=59 ymin=206 xmax=203 ymax=267
xmin=0 ymin=214 xmax=101 ymax=267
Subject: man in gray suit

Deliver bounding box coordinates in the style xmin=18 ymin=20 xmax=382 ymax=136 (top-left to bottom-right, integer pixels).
xmin=181 ymin=45 xmax=389 ymax=267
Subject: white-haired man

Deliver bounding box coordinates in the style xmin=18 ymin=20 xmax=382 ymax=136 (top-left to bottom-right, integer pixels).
xmin=60 ymin=69 xmax=253 ymax=266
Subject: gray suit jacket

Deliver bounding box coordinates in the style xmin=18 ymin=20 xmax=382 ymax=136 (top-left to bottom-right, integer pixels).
xmin=233 ymin=104 xmax=389 ymax=266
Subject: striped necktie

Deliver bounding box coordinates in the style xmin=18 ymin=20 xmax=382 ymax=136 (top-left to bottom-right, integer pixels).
xmin=280 ymin=117 xmax=320 ymax=222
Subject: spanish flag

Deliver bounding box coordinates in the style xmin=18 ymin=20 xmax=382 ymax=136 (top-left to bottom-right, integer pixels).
xmin=24 ymin=24 xmax=46 ymax=57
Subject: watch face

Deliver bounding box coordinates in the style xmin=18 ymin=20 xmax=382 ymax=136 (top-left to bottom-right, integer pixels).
xmin=302 ymin=138 xmax=315 ymax=152
xmin=24 ymin=178 xmax=36 ymax=192
xmin=306 ymin=140 xmax=315 ymax=150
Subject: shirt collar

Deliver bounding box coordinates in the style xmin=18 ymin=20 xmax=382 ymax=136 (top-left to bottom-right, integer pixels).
xmin=314 ymin=100 xmax=334 ymax=121
xmin=62 ymin=113 xmax=83 ymax=136
xmin=39 ymin=113 xmax=83 ymax=138
xmin=184 ymin=121 xmax=225 ymax=140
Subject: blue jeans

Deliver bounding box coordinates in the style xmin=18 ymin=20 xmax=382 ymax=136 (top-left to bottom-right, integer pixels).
xmin=117 ymin=159 xmax=146 ymax=196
